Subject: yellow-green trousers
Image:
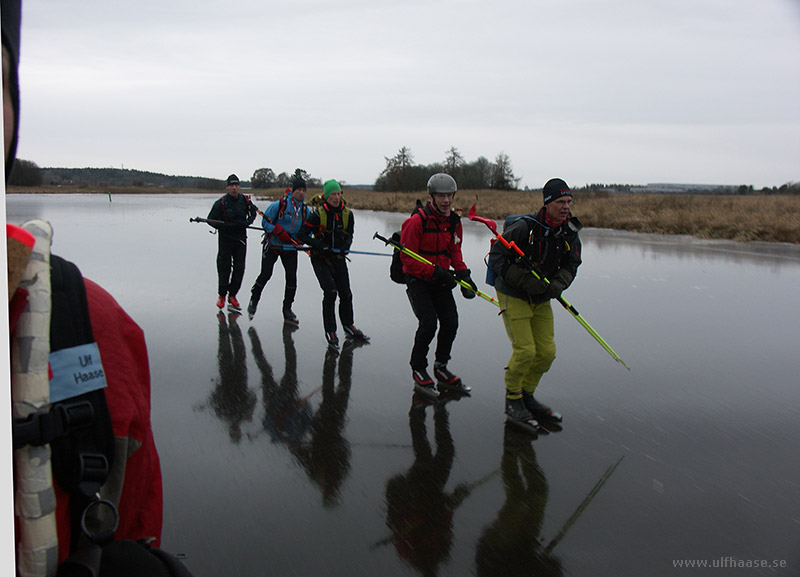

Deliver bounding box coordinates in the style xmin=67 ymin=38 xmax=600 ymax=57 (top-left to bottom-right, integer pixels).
xmin=497 ymin=291 xmax=556 ymax=394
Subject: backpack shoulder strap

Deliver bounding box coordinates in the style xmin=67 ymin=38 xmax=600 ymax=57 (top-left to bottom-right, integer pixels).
xmin=48 ymin=256 xmax=117 ymax=549
xmin=341 ymin=205 xmax=351 ymax=231
xmin=277 ymin=194 xmax=288 ymax=220
xmin=447 ymin=211 xmax=460 ymax=231
xmin=318 ymin=204 xmax=328 ymax=229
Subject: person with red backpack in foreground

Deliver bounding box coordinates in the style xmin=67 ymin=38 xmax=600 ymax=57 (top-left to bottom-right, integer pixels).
xmin=207 ymin=174 xmax=259 ymax=313
xmin=400 ymin=173 xmax=477 ymax=398
xmin=487 ymin=178 xmax=581 ymax=432
xmin=4 ymin=1 xmax=192 ymax=573
xmin=247 ymin=176 xmax=308 ymax=323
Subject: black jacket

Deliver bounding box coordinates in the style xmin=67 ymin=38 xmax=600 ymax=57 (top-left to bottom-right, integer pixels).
xmin=297 ymin=200 xmax=354 ymax=258
xmin=488 ymin=208 xmax=582 ymax=303
xmin=207 ymin=193 xmax=258 ymax=241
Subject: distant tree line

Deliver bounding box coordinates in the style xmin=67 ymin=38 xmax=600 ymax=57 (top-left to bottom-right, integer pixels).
xmin=251 ymin=167 xmax=323 ymax=189
xmin=7 ymin=157 xmax=798 ymax=196
xmin=581 ymin=182 xmax=800 ymax=195
xmin=8 ymin=159 xmax=43 ymax=186
xmin=373 ymin=146 xmax=521 ymax=192
xmin=8 ymin=161 xmax=225 ymax=189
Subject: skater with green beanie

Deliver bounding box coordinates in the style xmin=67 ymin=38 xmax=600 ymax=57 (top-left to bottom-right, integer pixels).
xmin=323 ymin=179 xmax=342 ymax=199
xmin=298 ymin=179 xmax=369 ymax=351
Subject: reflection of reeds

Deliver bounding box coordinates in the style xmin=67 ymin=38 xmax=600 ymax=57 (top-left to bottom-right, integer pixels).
xmin=12 ymin=185 xmax=799 ymax=243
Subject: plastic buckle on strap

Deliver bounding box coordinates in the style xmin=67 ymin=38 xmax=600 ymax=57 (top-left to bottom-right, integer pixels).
xmin=59 ymin=400 xmax=96 ymax=429
xmin=12 ymin=412 xmax=47 ymax=449
xmin=77 ymin=453 xmax=110 ymax=489
xmin=11 ymin=399 xmax=96 ymax=450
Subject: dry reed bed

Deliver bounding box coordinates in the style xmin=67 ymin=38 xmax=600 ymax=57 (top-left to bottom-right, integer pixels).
xmin=326 ymin=189 xmax=800 ymax=245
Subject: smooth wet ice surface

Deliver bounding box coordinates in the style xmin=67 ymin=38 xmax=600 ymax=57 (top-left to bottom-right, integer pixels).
xmin=6 ymin=193 xmax=800 ymax=576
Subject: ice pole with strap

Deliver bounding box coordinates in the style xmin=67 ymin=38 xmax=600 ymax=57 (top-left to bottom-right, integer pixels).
xmin=251 ymin=205 xmax=312 ymax=255
xmin=467 ymin=204 xmax=630 ymax=370
xmin=373 ymin=231 xmax=503 ymax=310
xmin=189 ymin=216 xmax=263 ymax=231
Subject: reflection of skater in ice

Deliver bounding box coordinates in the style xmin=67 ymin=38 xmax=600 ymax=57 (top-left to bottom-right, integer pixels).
xmin=206 ymin=312 xmax=257 ymax=443
xmin=292 ymin=340 xmax=365 ymax=506
xmin=475 ymin=428 xmax=562 ymax=577
xmin=249 ymin=323 xmax=314 ymax=446
xmin=381 ymin=396 xmax=459 ymax=576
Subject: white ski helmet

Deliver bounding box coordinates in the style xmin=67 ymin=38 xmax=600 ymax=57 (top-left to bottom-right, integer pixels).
xmin=427 ymin=173 xmax=457 ymax=196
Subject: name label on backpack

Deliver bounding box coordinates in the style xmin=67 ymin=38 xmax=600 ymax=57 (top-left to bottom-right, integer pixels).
xmin=49 ymin=342 xmax=108 ymax=402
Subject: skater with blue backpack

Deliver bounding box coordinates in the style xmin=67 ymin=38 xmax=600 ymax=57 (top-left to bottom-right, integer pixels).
xmin=487 ymin=178 xmax=581 ymax=432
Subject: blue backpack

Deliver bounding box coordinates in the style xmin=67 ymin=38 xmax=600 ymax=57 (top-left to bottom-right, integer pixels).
xmin=484 ymin=214 xmax=536 ymax=286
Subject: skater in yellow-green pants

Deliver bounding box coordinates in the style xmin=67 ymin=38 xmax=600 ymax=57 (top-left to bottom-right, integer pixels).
xmin=498 ymin=294 xmax=556 ymax=398
xmin=488 ymin=178 xmax=582 ymax=430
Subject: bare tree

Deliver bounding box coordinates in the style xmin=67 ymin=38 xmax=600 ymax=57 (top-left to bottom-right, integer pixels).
xmin=491 ymin=152 xmax=520 ymax=190
xmin=444 ymin=146 xmax=465 ymax=176
xmin=378 ymin=146 xmax=416 ymax=191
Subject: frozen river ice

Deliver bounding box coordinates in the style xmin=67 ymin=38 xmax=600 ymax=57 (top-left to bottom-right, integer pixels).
xmin=6 ymin=193 xmax=800 ymax=576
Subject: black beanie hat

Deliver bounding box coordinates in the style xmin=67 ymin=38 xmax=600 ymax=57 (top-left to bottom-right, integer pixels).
xmin=292 ymin=176 xmax=307 ymax=191
xmin=226 ymin=174 xmax=240 ymax=186
xmin=2 ymin=0 xmax=22 ymax=181
xmin=542 ymin=178 xmax=571 ymax=205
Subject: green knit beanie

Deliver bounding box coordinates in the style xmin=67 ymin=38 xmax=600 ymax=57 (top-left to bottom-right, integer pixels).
xmin=323 ymin=179 xmax=342 ymax=199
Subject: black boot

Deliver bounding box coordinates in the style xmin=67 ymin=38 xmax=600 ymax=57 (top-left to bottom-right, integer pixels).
xmin=523 ymin=392 xmax=563 ymax=422
xmin=505 ymin=394 xmax=539 ymax=433
xmin=343 ymin=324 xmax=370 ymax=342
xmin=412 ymin=368 xmax=438 ymax=398
xmin=283 ymin=307 xmax=298 ymax=325
xmin=247 ymin=293 xmax=260 ymax=320
xmin=433 ymin=363 xmax=471 ymax=394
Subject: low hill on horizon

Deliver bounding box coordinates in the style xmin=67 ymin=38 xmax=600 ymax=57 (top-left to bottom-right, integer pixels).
xmin=40 ymin=167 xmax=225 ymax=190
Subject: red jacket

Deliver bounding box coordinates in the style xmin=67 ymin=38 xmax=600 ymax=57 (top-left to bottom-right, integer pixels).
xmin=399 ymin=204 xmax=467 ymax=281
xmin=12 ymin=277 xmax=164 ymax=564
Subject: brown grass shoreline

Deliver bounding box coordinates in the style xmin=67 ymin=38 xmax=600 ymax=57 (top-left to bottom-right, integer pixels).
xmin=8 ymin=185 xmax=800 ymax=244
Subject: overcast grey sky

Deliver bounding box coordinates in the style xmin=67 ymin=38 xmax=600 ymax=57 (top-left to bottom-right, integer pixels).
xmin=13 ymin=0 xmax=800 ymax=189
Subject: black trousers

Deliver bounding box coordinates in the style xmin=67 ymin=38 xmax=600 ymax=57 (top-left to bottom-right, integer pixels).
xmin=250 ymin=248 xmax=298 ymax=310
xmin=217 ymin=236 xmax=247 ymax=297
xmin=310 ymin=256 xmax=354 ymax=334
xmin=406 ymin=279 xmax=459 ymax=371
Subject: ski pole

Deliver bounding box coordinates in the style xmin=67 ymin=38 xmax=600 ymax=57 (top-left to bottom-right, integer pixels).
xmin=467 ymin=204 xmax=629 ymax=370
xmin=373 ymin=231 xmax=502 ymax=309
xmin=253 ymin=245 xmax=387 ymax=257
xmin=189 ymin=216 xmax=263 ymax=231
xmin=333 ymin=248 xmax=392 ymax=257
xmin=251 ymin=205 xmax=312 ymax=255
xmin=544 ymin=455 xmax=624 ymax=554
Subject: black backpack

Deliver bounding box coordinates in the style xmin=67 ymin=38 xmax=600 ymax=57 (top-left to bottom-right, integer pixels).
xmin=389 ymin=231 xmax=406 ymax=284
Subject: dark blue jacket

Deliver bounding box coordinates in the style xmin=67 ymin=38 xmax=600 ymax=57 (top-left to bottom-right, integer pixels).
xmin=207 ymin=193 xmax=258 ymax=241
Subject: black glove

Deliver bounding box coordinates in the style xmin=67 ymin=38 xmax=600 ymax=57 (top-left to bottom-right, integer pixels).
xmin=432 ymin=266 xmax=457 ymax=289
xmin=455 ymin=269 xmax=477 ymax=299
xmin=504 ymin=263 xmax=548 ymax=297
xmin=544 ymin=269 xmax=573 ymax=300
xmin=544 ymin=278 xmax=566 ymax=300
